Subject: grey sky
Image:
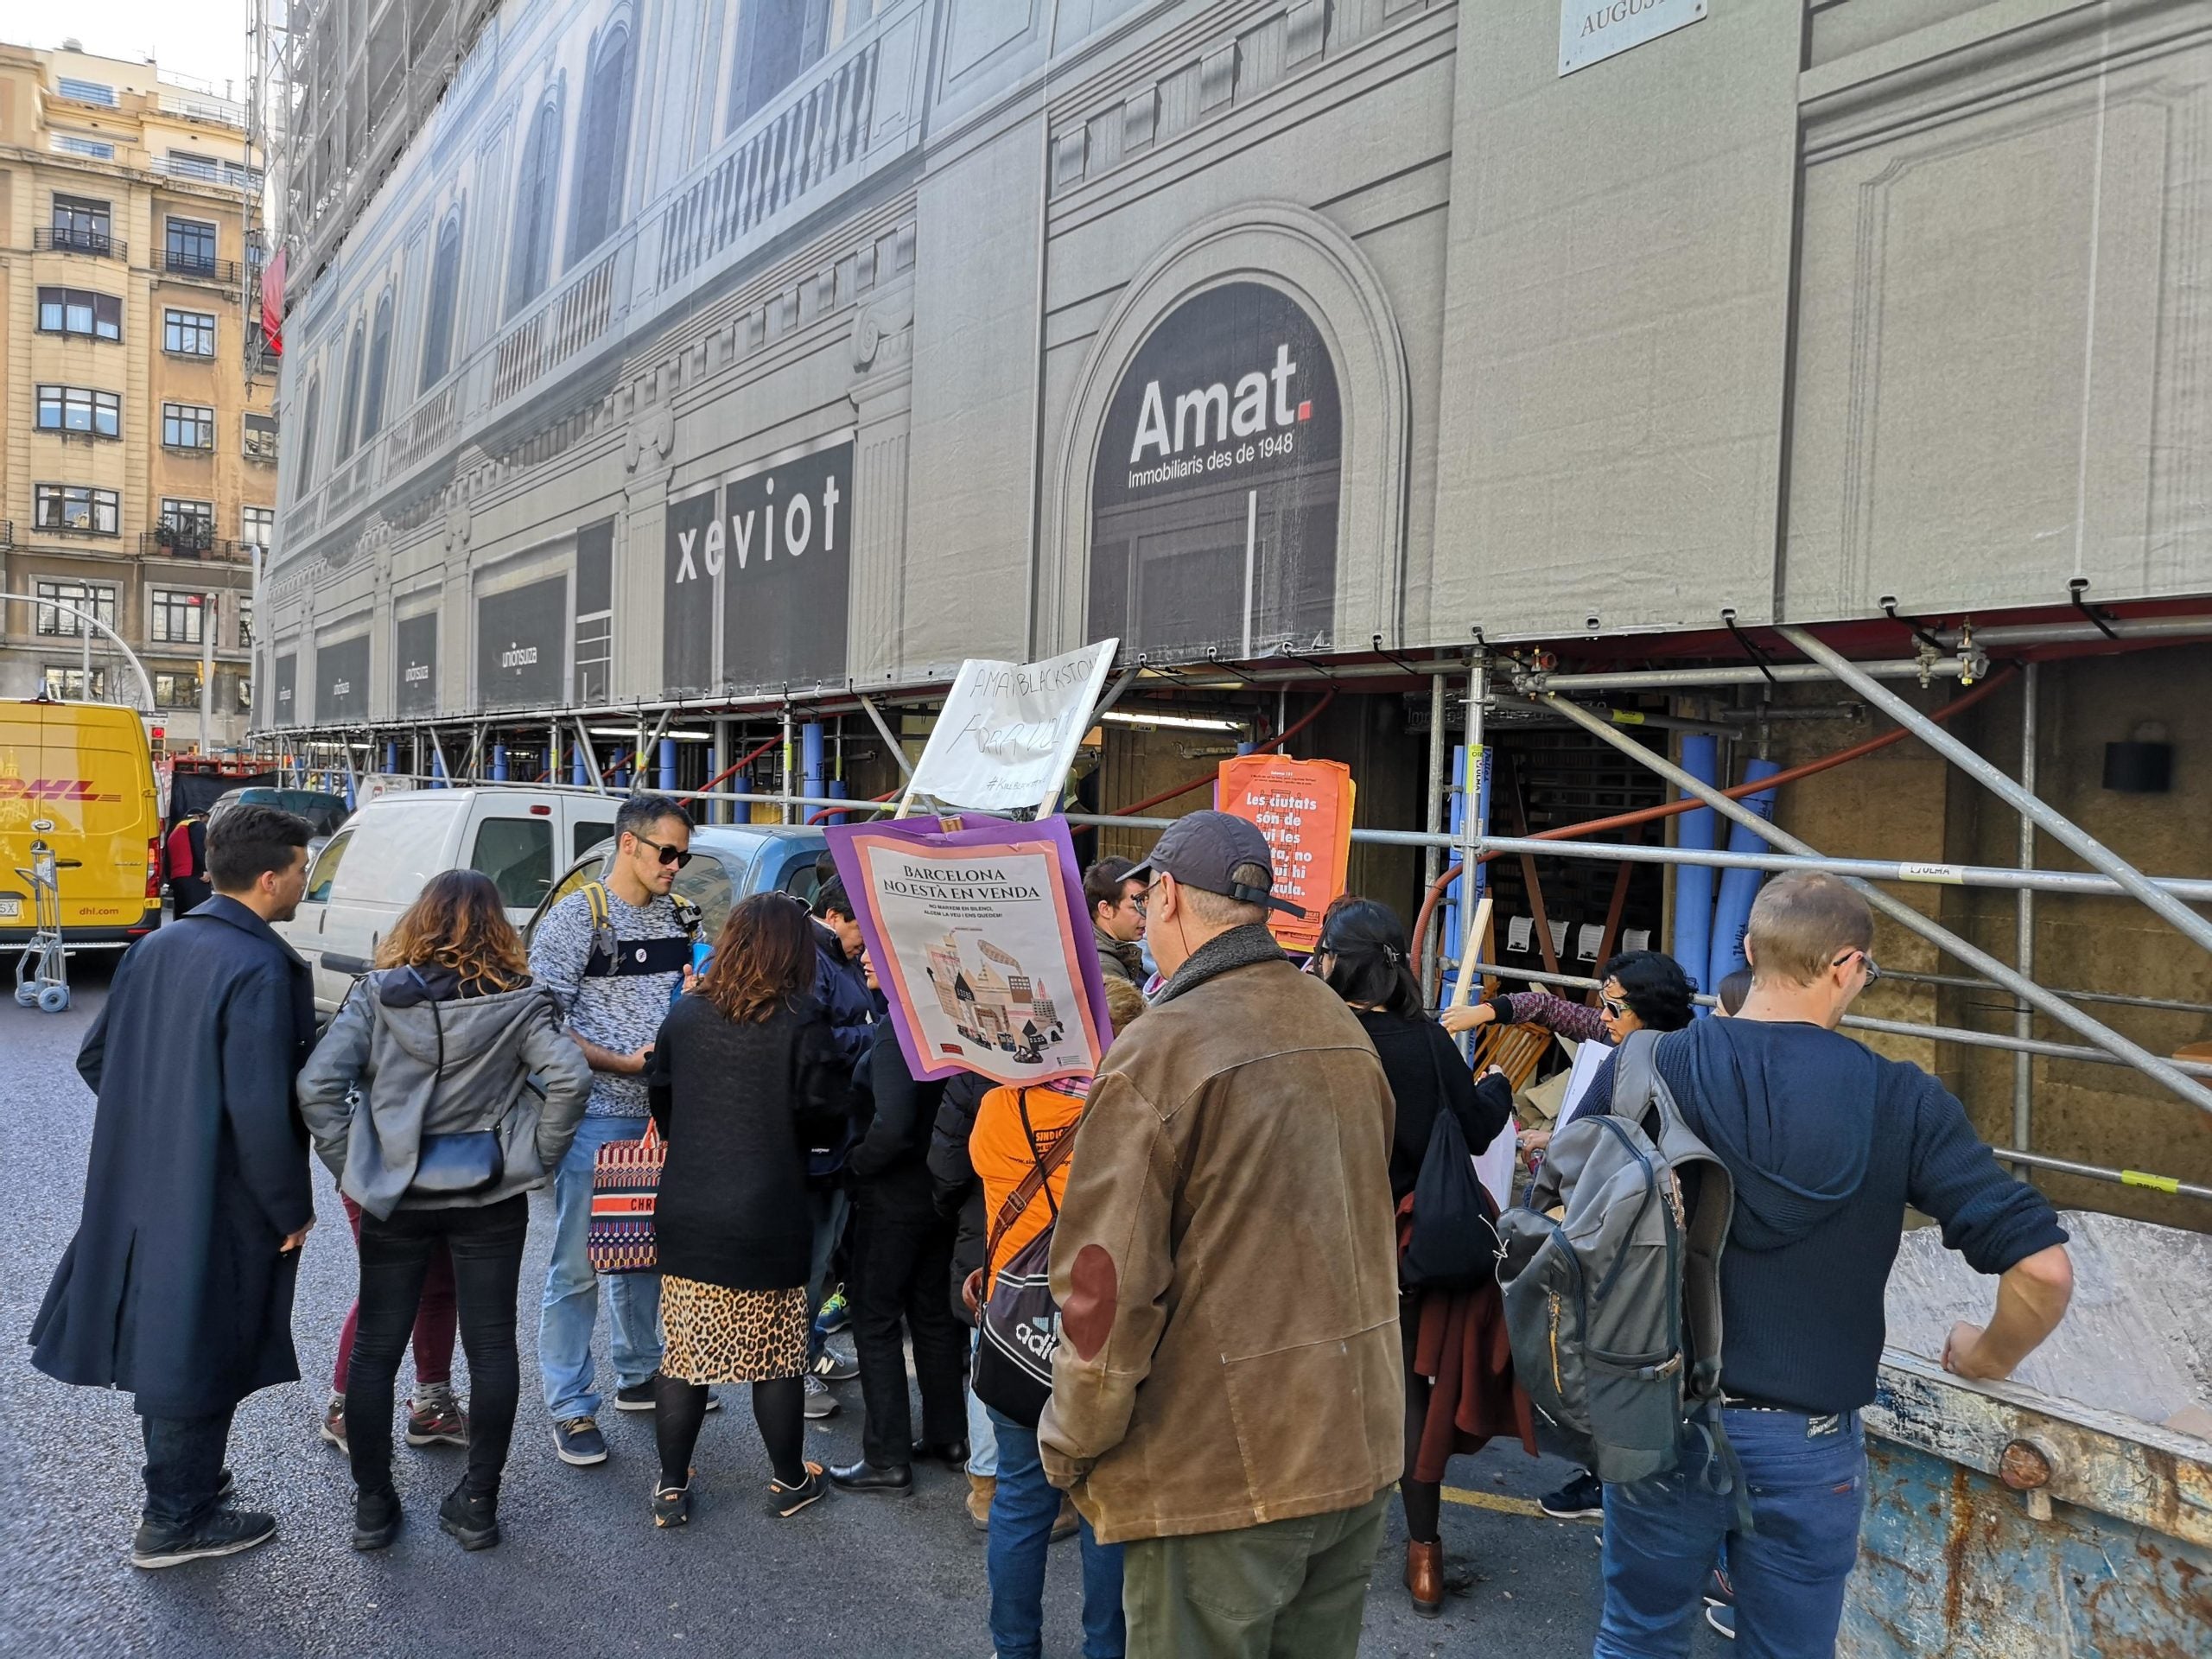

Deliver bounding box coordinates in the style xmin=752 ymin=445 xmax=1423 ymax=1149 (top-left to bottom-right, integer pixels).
xmin=0 ymin=0 xmax=252 ymax=101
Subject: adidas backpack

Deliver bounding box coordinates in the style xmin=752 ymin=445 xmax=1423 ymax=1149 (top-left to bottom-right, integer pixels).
xmin=1495 ymin=1027 xmax=1736 ymax=1487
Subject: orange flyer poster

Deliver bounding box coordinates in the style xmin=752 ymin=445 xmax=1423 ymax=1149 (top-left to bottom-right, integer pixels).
xmin=1217 ymin=754 xmax=1354 ymax=950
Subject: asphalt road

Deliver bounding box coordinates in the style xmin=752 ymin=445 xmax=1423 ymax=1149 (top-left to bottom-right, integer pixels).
xmin=0 ymin=956 xmax=1705 ymax=1659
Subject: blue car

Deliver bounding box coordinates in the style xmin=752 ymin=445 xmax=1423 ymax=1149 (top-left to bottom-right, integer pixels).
xmin=524 ymin=821 xmax=831 ymax=951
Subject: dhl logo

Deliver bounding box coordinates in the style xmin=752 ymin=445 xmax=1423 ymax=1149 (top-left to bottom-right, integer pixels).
xmin=0 ymin=779 xmax=122 ymax=802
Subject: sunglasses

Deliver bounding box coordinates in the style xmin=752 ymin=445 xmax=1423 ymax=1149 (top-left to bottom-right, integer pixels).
xmin=1833 ymin=948 xmax=1879 ymax=982
xmin=632 ymin=832 xmax=693 ymax=870
xmin=1600 ymin=993 xmax=1629 ymax=1019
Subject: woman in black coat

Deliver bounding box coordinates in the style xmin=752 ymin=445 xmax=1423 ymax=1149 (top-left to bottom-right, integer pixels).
xmin=642 ymin=893 xmax=848 ymax=1527
xmin=1314 ymin=898 xmax=1514 ymax=1616
xmin=829 ymin=978 xmax=972 ymax=1495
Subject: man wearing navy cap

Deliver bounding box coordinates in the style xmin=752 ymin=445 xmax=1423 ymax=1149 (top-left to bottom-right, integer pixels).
xmin=1039 ymin=811 xmax=1404 ymax=1657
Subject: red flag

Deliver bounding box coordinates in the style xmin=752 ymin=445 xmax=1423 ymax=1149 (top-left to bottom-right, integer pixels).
xmin=260 ymin=249 xmax=285 ymax=356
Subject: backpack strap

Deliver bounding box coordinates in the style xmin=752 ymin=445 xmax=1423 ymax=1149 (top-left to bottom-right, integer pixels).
xmin=1609 ymin=1027 xmax=1662 ymax=1130
xmin=582 ymin=881 xmax=618 ymax=976
xmin=982 ymin=1089 xmax=1083 ymax=1289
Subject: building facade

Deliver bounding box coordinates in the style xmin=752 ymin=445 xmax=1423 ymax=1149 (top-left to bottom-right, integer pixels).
xmin=0 ymin=42 xmax=273 ymax=750
xmin=264 ymin=1 xmax=2212 ymax=1221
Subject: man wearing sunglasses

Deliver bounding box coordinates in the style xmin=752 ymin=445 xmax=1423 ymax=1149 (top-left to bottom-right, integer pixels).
xmin=1573 ymin=871 xmax=2072 ymax=1659
xmin=528 ymin=792 xmax=707 ymax=1468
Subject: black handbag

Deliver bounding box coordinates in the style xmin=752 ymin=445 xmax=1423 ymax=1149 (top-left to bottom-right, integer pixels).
xmin=404 ymin=979 xmax=506 ymax=1198
xmin=1398 ymin=1039 xmax=1501 ymax=1291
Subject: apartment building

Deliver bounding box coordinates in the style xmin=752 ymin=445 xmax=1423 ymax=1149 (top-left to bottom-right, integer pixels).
xmin=0 ymin=41 xmax=274 ymax=750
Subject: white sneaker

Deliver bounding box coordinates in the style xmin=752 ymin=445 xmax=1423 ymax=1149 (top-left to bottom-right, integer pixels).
xmin=803 ymin=1373 xmax=840 ymax=1420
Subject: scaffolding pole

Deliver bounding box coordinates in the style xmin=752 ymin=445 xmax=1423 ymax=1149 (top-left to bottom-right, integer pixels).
xmin=1421 ymin=672 xmax=1448 ymax=1002
xmin=1778 ymin=625 xmax=2212 ymax=959
xmin=1451 ymin=831 xmax=2212 ymax=904
xmin=857 ymin=696 xmax=913 ymax=780
xmin=571 ymin=717 xmax=607 ymax=795
xmin=1537 ymin=690 xmax=2212 ymax=1121
xmin=2015 ymin=662 xmax=2038 ymax=1156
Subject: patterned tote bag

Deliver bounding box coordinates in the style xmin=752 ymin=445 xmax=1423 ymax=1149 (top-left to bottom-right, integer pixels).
xmin=587 ymin=1120 xmax=664 ymax=1274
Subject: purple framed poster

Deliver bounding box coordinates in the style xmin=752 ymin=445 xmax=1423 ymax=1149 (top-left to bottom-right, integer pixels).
xmin=824 ymin=814 xmax=1111 ymax=1087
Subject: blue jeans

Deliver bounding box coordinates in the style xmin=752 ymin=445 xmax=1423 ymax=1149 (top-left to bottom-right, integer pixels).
xmin=1596 ymin=1408 xmax=1866 ymax=1659
xmin=966 ymin=1328 xmax=998 ymax=1478
xmin=539 ymin=1114 xmax=664 ymax=1421
xmin=139 ymin=1409 xmax=233 ymax=1531
xmin=987 ymin=1406 xmax=1123 ymax=1659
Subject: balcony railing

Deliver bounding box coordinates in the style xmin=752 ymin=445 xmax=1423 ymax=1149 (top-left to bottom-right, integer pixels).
xmin=160 ymin=251 xmax=243 ymax=286
xmin=149 ymin=155 xmax=263 ymax=191
xmin=157 ymin=92 xmax=245 ymax=128
xmin=35 ymin=226 xmax=127 ymax=260
xmin=0 ymin=521 xmax=12 ymax=550
xmin=142 ymin=530 xmax=254 ymax=563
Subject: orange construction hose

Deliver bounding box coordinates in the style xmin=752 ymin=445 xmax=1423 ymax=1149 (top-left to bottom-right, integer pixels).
xmin=1409 ymin=666 xmax=2019 ymax=971
xmin=688 ymin=734 xmax=782 ymax=804
xmin=807 ymin=786 xmax=899 ymax=826
xmin=1105 ymin=687 xmax=1340 ymax=817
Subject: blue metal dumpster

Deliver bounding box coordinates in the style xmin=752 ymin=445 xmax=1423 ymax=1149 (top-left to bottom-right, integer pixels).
xmin=1846 ymin=1213 xmax=2212 ymax=1656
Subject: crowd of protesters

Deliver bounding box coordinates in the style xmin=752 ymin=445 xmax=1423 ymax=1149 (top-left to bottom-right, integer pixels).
xmin=29 ymin=792 xmax=2074 ymax=1658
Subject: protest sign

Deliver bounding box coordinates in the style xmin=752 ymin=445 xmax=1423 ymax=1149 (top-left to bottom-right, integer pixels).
xmin=825 ymin=814 xmax=1111 ymax=1087
xmin=1216 ymin=753 xmax=1354 ymax=950
xmin=904 ymin=639 xmax=1118 ymax=814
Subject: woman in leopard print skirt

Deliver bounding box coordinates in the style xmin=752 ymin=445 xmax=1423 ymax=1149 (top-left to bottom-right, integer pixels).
xmin=643 ymin=893 xmax=851 ymax=1524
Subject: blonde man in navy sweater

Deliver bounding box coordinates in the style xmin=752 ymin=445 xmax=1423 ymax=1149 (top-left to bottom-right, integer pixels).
xmin=1578 ymin=871 xmax=2072 ymax=1659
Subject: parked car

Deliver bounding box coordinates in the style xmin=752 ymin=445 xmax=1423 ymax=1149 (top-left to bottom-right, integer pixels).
xmin=524 ymin=822 xmax=831 ymax=956
xmin=282 ymin=787 xmax=623 ymax=1014
xmin=210 ymin=785 xmax=353 ymax=853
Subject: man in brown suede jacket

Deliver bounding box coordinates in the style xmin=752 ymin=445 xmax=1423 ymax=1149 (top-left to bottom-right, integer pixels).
xmin=1039 ymin=812 xmax=1402 ymax=1657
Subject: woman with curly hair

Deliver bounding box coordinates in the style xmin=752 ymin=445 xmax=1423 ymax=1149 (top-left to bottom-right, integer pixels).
xmin=298 ymin=869 xmax=592 ymax=1553
xmin=640 ymin=893 xmax=851 ymax=1527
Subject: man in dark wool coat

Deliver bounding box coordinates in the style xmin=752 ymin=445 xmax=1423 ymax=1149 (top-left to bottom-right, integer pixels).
xmin=31 ymin=802 xmax=318 ymax=1568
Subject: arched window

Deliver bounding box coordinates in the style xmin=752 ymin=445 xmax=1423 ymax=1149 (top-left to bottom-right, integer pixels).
xmin=335 ymin=319 xmax=365 ymax=459
xmin=296 ymin=373 xmax=321 ymax=492
xmin=567 ymin=22 xmax=633 ymax=265
xmin=420 ymin=208 xmax=464 ymax=391
xmin=506 ymin=93 xmax=563 ymax=315
xmin=359 ymin=289 xmax=394 ymax=442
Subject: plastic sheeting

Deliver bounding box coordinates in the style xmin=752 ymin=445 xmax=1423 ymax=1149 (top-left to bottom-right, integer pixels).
xmin=1885 ymin=1210 xmax=2212 ymax=1439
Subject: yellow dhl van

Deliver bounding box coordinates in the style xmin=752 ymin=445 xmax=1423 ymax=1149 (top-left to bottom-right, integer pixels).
xmin=0 ymin=699 xmax=162 ymax=950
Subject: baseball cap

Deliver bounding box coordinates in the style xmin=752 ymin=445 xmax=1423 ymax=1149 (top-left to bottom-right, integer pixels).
xmin=1128 ymin=810 xmax=1306 ymax=918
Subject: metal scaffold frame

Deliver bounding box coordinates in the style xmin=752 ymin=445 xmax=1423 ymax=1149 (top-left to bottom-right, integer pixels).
xmin=255 ymin=613 xmax=2212 ymax=1201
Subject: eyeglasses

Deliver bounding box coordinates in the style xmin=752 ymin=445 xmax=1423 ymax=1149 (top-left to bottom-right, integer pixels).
xmin=1832 ymin=948 xmax=1879 ymax=982
xmin=632 ymin=832 xmax=693 ymax=870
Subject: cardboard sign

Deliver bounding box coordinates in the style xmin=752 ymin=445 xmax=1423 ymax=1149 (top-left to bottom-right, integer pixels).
xmin=905 ymin=639 xmax=1118 ymax=814
xmin=1217 ymin=753 xmax=1354 ymax=950
xmin=825 ymin=814 xmax=1112 ymax=1087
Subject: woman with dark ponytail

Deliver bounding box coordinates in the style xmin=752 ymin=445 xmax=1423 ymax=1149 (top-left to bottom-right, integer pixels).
xmin=1313 ymin=899 xmax=1518 ymax=1616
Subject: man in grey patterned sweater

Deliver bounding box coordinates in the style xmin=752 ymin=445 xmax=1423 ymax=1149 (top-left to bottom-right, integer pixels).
xmin=530 ymin=793 xmax=707 ymax=1468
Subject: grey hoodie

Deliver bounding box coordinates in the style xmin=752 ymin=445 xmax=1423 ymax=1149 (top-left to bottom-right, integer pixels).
xmin=297 ymin=966 xmax=592 ymax=1218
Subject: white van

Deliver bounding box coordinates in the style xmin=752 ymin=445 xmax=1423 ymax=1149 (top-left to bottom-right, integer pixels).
xmin=283 ymin=787 xmax=620 ymax=1014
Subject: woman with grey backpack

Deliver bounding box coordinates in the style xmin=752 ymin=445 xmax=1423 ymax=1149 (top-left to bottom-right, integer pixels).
xmin=299 ymin=870 xmax=591 ymax=1553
